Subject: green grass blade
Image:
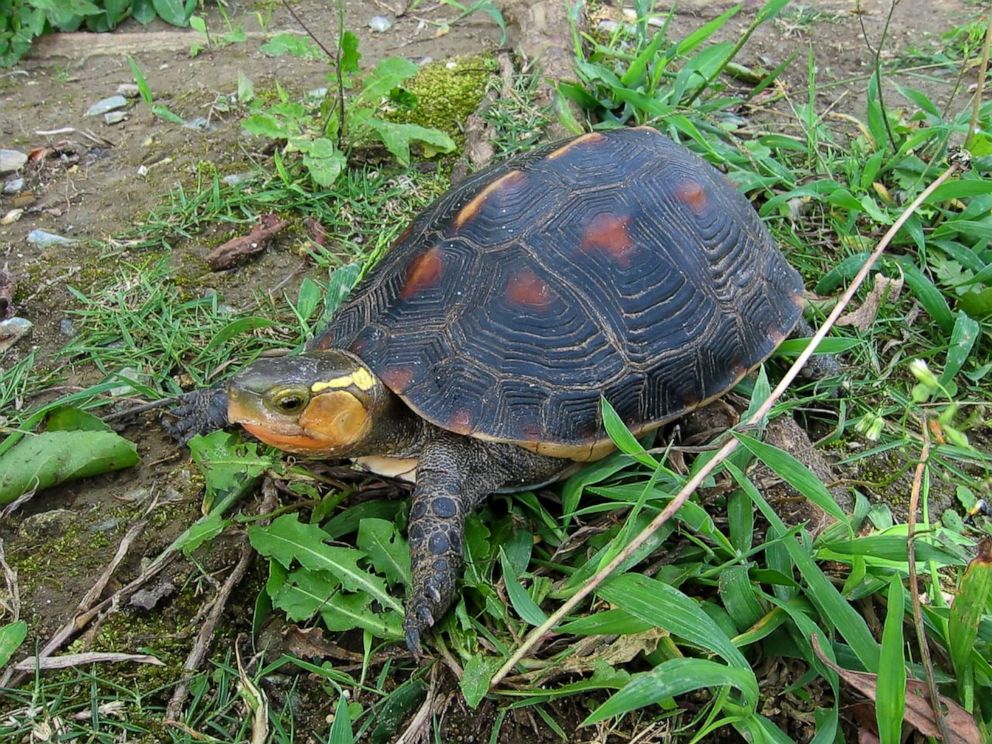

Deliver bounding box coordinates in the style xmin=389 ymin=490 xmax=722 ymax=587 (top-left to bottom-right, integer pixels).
xmin=733 ymin=433 xmax=849 ymax=523
xmin=500 ymin=548 xmax=549 ymax=626
xmin=876 ymin=575 xmax=906 ymax=744
xmin=597 ymin=573 xmax=752 ymax=670
xmin=583 ymin=658 xmax=759 ymax=724
xmin=948 ymin=541 xmax=992 ymax=711
xmin=726 ymin=463 xmax=881 ymax=672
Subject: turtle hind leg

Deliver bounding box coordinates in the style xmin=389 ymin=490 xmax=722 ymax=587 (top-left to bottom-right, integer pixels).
xmin=403 ymin=434 xmax=565 ymax=654
xmin=790 ymin=317 xmax=843 ymax=381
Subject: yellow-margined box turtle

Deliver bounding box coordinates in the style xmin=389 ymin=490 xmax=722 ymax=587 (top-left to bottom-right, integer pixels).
xmin=175 ymin=126 xmax=817 ymax=652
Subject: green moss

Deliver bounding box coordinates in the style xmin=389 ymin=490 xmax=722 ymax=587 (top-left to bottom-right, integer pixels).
xmin=392 ymin=55 xmax=497 ymax=142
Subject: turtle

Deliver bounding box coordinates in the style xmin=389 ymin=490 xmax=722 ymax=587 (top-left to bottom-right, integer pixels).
xmin=175 ymin=126 xmax=819 ymax=653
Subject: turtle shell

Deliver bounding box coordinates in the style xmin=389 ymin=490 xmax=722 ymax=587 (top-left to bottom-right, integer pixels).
xmin=311 ymin=127 xmax=804 ymax=461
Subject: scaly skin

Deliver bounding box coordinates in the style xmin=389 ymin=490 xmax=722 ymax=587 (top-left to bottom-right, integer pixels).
xmin=402 ymin=432 xmax=562 ymax=653
xmin=173 ymin=351 xmax=566 ymax=654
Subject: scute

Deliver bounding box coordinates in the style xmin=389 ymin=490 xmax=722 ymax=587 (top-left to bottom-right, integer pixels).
xmin=313 ymin=127 xmax=804 ymax=460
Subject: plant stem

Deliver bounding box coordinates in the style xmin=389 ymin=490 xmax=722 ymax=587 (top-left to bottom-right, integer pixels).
xmin=966 ymin=2 xmax=992 ymax=149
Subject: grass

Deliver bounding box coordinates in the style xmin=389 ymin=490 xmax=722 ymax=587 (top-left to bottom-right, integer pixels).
xmin=2 ymin=0 xmax=992 ymax=741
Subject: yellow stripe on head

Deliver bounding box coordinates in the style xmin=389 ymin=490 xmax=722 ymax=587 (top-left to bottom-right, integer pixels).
xmin=310 ymin=367 xmax=376 ymax=394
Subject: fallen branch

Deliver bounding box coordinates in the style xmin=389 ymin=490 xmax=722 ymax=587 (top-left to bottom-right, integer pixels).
xmin=489 ymin=156 xmax=966 ymax=689
xmin=13 ymin=652 xmax=164 ymax=671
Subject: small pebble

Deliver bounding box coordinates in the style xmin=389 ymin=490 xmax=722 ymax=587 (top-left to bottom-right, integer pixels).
xmin=369 ymin=15 xmax=392 ymax=32
xmin=86 ymin=95 xmax=128 ymax=117
xmin=182 ymin=116 xmax=212 ymax=132
xmin=598 ymin=19 xmax=619 ymax=33
xmin=19 ymin=509 xmax=73 ymax=539
xmin=89 ymin=518 xmax=120 ymax=533
xmin=0 ymin=149 xmax=27 ymax=174
xmin=1 ymin=209 xmax=23 ymax=225
xmin=117 ymin=83 xmax=141 ymax=99
xmin=0 ymin=317 xmax=33 ymax=353
xmin=104 ymin=111 xmax=128 ymax=125
xmin=3 ymin=178 xmax=24 ymax=194
xmin=221 ymin=172 xmax=254 ymax=186
xmin=27 ymin=229 xmax=77 ymax=247
xmin=109 ymin=366 xmax=148 ymax=396
xmin=58 ymin=318 xmax=75 ymax=337
xmin=307 ymin=87 xmax=328 ymax=99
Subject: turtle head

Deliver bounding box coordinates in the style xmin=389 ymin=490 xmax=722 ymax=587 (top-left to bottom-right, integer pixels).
xmin=226 ymin=350 xmax=392 ymax=458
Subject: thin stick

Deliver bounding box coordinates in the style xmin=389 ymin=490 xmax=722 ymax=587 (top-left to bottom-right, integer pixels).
xmin=966 ymin=2 xmax=992 ymax=150
xmin=489 ymin=160 xmax=963 ymax=689
xmin=906 ymin=421 xmax=951 ymax=742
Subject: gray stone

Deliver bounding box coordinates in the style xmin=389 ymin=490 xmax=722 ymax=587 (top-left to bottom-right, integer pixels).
xmin=116 ymin=83 xmax=141 ymax=99
xmin=0 ymin=149 xmax=27 ymax=175
xmin=221 ymin=172 xmax=254 ymax=186
xmin=19 ymin=509 xmax=74 ymax=540
xmin=369 ymin=15 xmax=392 ymax=32
xmin=27 ymin=229 xmax=77 ymax=247
xmin=58 ymin=318 xmax=75 ymax=337
xmin=0 ymin=317 xmax=33 ymax=353
xmin=2 ymin=178 xmax=24 ymax=194
xmin=89 ymin=518 xmax=120 ymax=533
xmin=182 ymin=116 xmax=212 ymax=132
xmin=104 ymin=111 xmax=128 ymax=125
xmin=86 ymin=95 xmax=128 ymax=117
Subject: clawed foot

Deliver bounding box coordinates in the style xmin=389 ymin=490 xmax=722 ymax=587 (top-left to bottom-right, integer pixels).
xmin=403 ymin=603 xmax=436 ymax=656
xmin=403 ymin=561 xmax=455 ymax=655
xmin=161 ymin=387 xmax=230 ymax=444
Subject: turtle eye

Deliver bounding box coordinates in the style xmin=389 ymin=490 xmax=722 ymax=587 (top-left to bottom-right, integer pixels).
xmin=270 ymin=390 xmax=309 ymax=415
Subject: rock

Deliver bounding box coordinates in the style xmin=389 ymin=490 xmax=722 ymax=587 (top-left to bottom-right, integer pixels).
xmin=104 ymin=111 xmax=128 ymax=125
xmin=307 ymin=87 xmax=328 ymax=99
xmin=0 ymin=317 xmax=33 ymax=353
xmin=85 ymin=95 xmax=128 ymax=117
xmin=27 ymin=229 xmax=77 ymax=247
xmin=19 ymin=508 xmax=74 ymax=539
xmin=0 ymin=149 xmax=27 ymax=175
xmin=109 ymin=366 xmax=149 ymax=396
xmin=116 ymin=83 xmax=141 ymax=99
xmin=369 ymin=15 xmax=392 ymax=32
xmin=182 ymin=116 xmax=212 ymax=132
xmin=89 ymin=518 xmax=120 ymax=533
xmin=2 ymin=178 xmax=24 ymax=194
xmin=221 ymin=172 xmax=254 ymax=186
xmin=1 ymin=209 xmax=23 ymax=225
xmin=130 ymin=581 xmax=175 ymax=611
xmin=58 ymin=318 xmax=75 ymax=337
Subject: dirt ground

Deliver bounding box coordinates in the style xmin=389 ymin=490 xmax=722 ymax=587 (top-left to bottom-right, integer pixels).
xmin=0 ymin=0 xmax=985 ymax=741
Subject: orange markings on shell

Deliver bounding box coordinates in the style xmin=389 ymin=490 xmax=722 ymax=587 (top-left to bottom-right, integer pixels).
xmin=447 ymin=408 xmax=473 ymax=435
xmin=546 ymin=131 xmax=607 ymax=160
xmin=454 ymin=170 xmax=527 ymax=228
xmin=675 ymin=179 xmax=708 ymax=215
xmin=579 ymin=213 xmax=635 ymax=266
xmin=505 ymin=268 xmax=554 ymax=309
xmin=399 ymin=245 xmax=444 ymax=299
xmin=381 ymin=366 xmax=415 ymax=393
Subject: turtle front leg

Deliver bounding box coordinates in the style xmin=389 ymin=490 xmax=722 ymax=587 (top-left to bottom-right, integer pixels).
xmin=402 ymin=434 xmax=567 ymax=654
xmin=403 ymin=438 xmax=492 ymax=654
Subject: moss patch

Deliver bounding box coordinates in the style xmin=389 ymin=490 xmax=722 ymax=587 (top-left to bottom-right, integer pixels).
xmin=393 ymin=55 xmax=497 ymax=142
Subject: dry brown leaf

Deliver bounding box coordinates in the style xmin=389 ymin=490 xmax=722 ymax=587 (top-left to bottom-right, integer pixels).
xmin=206 ymin=214 xmax=288 ymax=270
xmin=532 ymin=628 xmax=667 ymax=683
xmin=811 ymin=635 xmax=981 ymax=744
xmin=0 ymin=265 xmax=14 ymax=319
xmin=836 ymin=272 xmax=903 ymax=332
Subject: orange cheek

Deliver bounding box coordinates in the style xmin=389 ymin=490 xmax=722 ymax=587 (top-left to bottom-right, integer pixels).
xmin=241 ymin=423 xmax=329 ymax=453
xmin=298 ymin=391 xmax=370 ymax=446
